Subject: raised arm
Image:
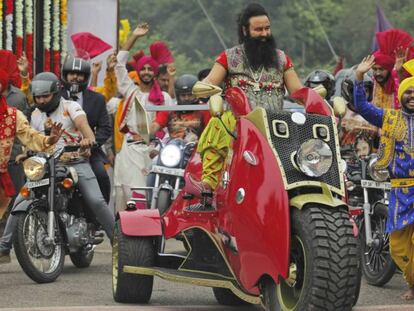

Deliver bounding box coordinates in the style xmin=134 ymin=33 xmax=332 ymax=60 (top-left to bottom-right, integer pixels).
xmin=354 ymin=55 xmax=384 ymax=128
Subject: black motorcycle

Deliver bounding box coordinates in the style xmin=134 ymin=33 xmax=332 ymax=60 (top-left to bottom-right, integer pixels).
xmin=130 ymin=138 xmax=196 ymax=215
xmin=342 ymin=146 xmax=396 ymax=286
xmin=11 ymin=144 xmax=103 ymax=283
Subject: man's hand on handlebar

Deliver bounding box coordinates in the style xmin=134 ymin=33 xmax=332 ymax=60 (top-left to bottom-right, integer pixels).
xmin=79 ymin=138 xmax=95 ymax=157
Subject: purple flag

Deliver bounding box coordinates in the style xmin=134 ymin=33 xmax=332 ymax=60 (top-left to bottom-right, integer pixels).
xmin=372 ymin=4 xmax=393 ymax=51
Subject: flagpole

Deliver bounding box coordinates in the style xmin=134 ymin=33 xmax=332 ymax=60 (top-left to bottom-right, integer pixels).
xmin=304 ymin=0 xmax=338 ymax=60
xmin=195 ymin=0 xmax=227 ymax=50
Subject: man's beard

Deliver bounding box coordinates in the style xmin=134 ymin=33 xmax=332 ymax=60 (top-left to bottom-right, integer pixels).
xmin=374 ymin=72 xmax=390 ymax=86
xmin=243 ymin=34 xmax=277 ymax=70
xmin=140 ymin=75 xmax=153 ymax=85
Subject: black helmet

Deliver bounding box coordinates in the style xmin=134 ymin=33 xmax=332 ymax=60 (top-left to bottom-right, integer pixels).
xmin=341 ymin=69 xmax=373 ymax=112
xmin=61 ymin=56 xmax=91 ymax=93
xmin=30 ymin=72 xmax=61 ymax=114
xmin=175 ymin=74 xmax=198 ymax=105
xmin=304 ymin=70 xmax=336 ymax=100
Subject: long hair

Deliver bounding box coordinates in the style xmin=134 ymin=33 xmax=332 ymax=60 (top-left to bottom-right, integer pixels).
xmin=237 ymin=3 xmax=269 ymax=44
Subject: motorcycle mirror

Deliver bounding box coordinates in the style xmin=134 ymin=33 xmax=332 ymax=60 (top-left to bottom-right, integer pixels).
xmin=332 ymin=96 xmax=347 ymax=118
xmin=209 ymin=94 xmax=224 ymax=117
xmin=312 ymin=84 xmax=327 ymax=99
xmin=192 ymin=81 xmax=222 ymax=98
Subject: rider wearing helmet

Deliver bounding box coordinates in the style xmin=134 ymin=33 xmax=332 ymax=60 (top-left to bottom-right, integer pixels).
xmin=61 ymin=55 xmax=112 ymax=203
xmin=0 ymin=72 xmax=115 ymax=264
xmin=150 ymin=74 xmax=210 ymax=140
xmin=304 ymin=69 xmax=336 ymax=101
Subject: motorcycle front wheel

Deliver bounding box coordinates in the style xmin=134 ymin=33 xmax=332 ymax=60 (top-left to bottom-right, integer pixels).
xmin=13 ymin=206 xmax=65 ymax=283
xmin=359 ymin=205 xmax=396 ymax=286
xmin=271 ymin=206 xmax=359 ymax=311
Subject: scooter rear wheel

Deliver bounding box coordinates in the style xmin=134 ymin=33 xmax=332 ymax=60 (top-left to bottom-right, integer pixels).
xmin=112 ymin=221 xmax=155 ymax=303
xmin=275 ymin=206 xmax=359 ymax=311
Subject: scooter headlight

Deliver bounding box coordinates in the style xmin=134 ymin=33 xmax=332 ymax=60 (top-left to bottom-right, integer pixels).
xmin=368 ymin=155 xmax=389 ymax=182
xmin=297 ymin=139 xmax=333 ymax=177
xmin=160 ymin=144 xmax=182 ymax=168
xmin=23 ymin=156 xmax=47 ymax=181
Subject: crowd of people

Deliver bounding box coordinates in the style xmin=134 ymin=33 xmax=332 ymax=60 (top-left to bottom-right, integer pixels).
xmin=1 ymin=1 xmax=414 ymax=302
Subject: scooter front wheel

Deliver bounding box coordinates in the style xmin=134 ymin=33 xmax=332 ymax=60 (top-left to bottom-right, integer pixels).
xmin=112 ymin=220 xmax=155 ymax=303
xmin=274 ymin=206 xmax=359 ymax=311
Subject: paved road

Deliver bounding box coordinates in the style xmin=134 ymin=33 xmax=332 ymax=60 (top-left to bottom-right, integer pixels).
xmin=0 ymin=239 xmax=413 ymax=311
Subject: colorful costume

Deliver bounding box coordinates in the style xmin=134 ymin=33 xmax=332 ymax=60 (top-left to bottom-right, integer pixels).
xmin=372 ymin=29 xmax=413 ymax=109
xmin=197 ymin=46 xmax=293 ymax=189
xmin=0 ymin=105 xmax=52 ymax=219
xmin=354 ymin=59 xmax=414 ymax=286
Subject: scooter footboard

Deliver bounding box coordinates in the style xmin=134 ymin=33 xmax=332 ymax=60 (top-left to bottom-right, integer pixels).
xmin=117 ymin=209 xmax=162 ymax=237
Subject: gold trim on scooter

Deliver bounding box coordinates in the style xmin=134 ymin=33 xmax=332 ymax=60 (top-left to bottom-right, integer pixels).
xmin=123 ymin=265 xmax=261 ymax=304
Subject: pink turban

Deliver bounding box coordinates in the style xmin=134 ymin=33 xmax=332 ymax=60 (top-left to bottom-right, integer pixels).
xmin=133 ymin=56 xmax=164 ymax=105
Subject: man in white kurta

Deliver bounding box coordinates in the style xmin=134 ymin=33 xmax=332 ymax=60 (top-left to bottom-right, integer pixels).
xmin=113 ymin=24 xmax=174 ymax=211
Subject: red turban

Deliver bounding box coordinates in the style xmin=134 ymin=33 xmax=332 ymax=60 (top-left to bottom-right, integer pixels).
xmin=0 ymin=50 xmax=21 ymax=88
xmin=134 ymin=56 xmax=159 ymax=76
xmin=0 ymin=69 xmax=10 ymax=116
xmin=134 ymin=56 xmax=164 ymax=105
xmin=373 ymin=29 xmax=413 ymax=94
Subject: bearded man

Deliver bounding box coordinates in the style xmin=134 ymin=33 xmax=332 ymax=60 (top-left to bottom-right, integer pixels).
xmin=113 ymin=23 xmax=174 ymax=210
xmin=355 ymin=56 xmax=414 ymax=301
xmin=372 ymin=29 xmax=413 ymax=109
xmin=189 ymin=3 xmax=302 ymax=208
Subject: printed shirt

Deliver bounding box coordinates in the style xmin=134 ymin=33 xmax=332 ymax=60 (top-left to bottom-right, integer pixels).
xmin=30 ymin=98 xmax=86 ymax=151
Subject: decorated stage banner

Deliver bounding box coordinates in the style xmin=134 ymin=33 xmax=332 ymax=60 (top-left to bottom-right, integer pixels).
xmin=0 ymin=0 xmax=67 ymax=76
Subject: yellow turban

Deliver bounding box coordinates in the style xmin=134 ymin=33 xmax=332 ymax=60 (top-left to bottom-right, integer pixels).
xmin=398 ymin=59 xmax=414 ymax=102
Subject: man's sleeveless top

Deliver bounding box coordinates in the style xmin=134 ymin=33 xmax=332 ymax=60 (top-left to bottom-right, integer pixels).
xmin=226 ymin=44 xmax=287 ymax=111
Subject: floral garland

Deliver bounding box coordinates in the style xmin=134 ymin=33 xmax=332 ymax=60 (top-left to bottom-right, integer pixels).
xmin=52 ymin=0 xmax=61 ymax=76
xmin=43 ymin=0 xmax=51 ymax=71
xmin=15 ymin=0 xmax=24 ymax=57
xmin=60 ymin=0 xmax=67 ymax=56
xmin=5 ymin=0 xmax=14 ymax=51
xmin=0 ymin=1 xmax=3 ymax=50
xmin=25 ymin=0 xmax=34 ymax=75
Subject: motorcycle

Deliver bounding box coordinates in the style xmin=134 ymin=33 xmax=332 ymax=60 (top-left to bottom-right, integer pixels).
xmin=11 ymin=144 xmax=103 ymax=283
xmin=112 ymin=84 xmax=360 ymax=310
xmin=130 ymin=137 xmax=196 ymax=215
xmin=342 ymin=145 xmax=397 ymax=286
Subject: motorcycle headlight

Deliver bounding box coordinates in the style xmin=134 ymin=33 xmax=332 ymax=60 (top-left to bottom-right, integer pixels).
xmin=160 ymin=144 xmax=182 ymax=168
xmin=368 ymin=155 xmax=389 ymax=182
xmin=23 ymin=156 xmax=47 ymax=181
xmin=297 ymin=139 xmax=333 ymax=177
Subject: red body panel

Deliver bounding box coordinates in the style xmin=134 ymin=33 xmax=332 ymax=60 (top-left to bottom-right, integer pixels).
xmin=118 ymin=209 xmax=162 ymax=236
xmin=225 ymin=87 xmax=252 ymax=117
xmin=162 ymin=118 xmax=290 ymax=295
xmin=215 ymin=119 xmax=290 ymax=292
xmin=290 ymin=87 xmax=332 ymax=116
